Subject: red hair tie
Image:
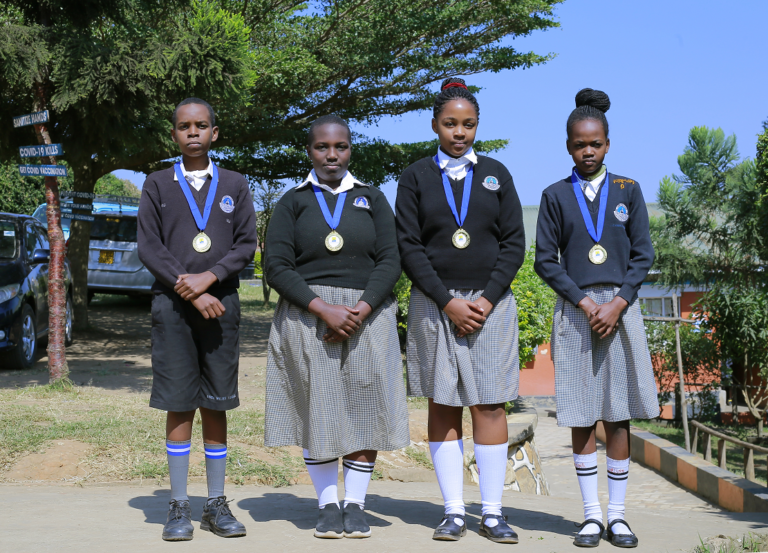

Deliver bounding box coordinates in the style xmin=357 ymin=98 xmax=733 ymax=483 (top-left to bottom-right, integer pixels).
xmin=442 ymin=82 xmax=467 ymax=90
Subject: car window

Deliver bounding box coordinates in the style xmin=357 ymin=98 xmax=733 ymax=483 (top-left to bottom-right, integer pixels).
xmin=36 ymin=226 xmax=49 ymax=249
xmin=25 ymin=223 xmax=38 ymax=258
xmin=90 ymin=216 xmax=138 ymax=242
xmin=0 ymin=220 xmax=18 ymax=259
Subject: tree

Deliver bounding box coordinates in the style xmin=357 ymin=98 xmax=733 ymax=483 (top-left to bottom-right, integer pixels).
xmin=93 ymin=174 xmax=140 ymax=197
xmin=652 ymin=126 xmax=768 ymax=436
xmin=1 ymin=0 xmax=562 ymax=329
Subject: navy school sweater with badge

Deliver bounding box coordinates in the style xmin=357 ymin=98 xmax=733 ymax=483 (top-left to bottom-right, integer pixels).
xmin=533 ymin=173 xmax=655 ymax=307
xmin=137 ymin=166 xmax=258 ymax=293
xmin=264 ymin=183 xmax=401 ymax=311
xmin=395 ymin=155 xmax=526 ymax=309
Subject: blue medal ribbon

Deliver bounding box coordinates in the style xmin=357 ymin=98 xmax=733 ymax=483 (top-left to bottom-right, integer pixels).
xmin=434 ymin=155 xmax=473 ymax=228
xmin=312 ymin=184 xmax=347 ymax=231
xmin=174 ymin=162 xmax=219 ymax=232
xmin=571 ymin=168 xmax=609 ymax=244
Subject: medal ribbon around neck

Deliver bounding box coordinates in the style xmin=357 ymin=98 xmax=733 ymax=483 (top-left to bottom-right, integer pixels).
xmin=174 ymin=162 xmax=219 ymax=234
xmin=434 ymin=155 xmax=473 ymax=247
xmin=571 ymin=167 xmax=610 ymax=262
xmin=312 ymin=184 xmax=347 ymax=250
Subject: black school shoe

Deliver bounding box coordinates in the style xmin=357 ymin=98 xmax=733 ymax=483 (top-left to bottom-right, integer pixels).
xmin=315 ymin=503 xmax=344 ymax=539
xmin=342 ymin=503 xmax=372 ymax=538
xmin=573 ymin=519 xmax=605 ymax=548
xmin=478 ymin=514 xmax=519 ymax=544
xmin=432 ymin=514 xmax=467 ymax=541
xmin=162 ymin=500 xmax=194 ymax=541
xmin=606 ymin=519 xmax=638 ymax=548
xmin=201 ymin=496 xmax=246 ymax=538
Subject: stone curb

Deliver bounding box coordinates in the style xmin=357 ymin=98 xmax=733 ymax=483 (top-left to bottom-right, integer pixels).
xmin=598 ymin=425 xmax=768 ymax=513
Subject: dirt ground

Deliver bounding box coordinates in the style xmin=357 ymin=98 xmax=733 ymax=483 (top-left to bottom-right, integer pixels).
xmin=0 ymin=293 xmax=447 ymax=484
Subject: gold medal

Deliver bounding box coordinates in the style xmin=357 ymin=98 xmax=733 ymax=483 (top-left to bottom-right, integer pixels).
xmin=325 ymin=230 xmax=343 ymax=251
xmin=193 ymin=232 xmax=212 ymax=253
xmin=589 ymin=244 xmax=607 ymax=264
xmin=452 ymin=228 xmax=470 ymax=249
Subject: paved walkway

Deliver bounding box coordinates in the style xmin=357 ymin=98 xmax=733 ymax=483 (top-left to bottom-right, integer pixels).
xmin=533 ymin=411 xmax=721 ymax=512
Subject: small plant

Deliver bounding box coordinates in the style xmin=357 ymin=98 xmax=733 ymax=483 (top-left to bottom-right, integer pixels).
xmin=405 ymin=446 xmax=434 ymax=470
xmin=692 ymin=533 xmax=768 ymax=552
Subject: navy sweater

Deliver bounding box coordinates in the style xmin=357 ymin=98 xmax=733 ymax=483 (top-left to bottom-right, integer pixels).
xmin=138 ymin=167 xmax=258 ymax=293
xmin=396 ymin=155 xmax=526 ymax=309
xmin=264 ymin=183 xmax=400 ymax=311
xmin=534 ymin=173 xmax=655 ymax=306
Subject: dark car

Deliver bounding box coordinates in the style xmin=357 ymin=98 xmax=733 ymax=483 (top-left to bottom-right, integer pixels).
xmin=0 ymin=213 xmax=74 ymax=370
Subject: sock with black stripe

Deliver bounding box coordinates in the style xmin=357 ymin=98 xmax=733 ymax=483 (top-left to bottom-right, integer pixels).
xmin=204 ymin=443 xmax=227 ymax=502
xmin=574 ymin=452 xmax=602 ymax=535
xmin=304 ymin=449 xmax=339 ymax=508
xmin=342 ymin=459 xmax=375 ymax=508
xmin=167 ymin=440 xmax=191 ymax=502
xmin=607 ymin=456 xmax=631 ymax=535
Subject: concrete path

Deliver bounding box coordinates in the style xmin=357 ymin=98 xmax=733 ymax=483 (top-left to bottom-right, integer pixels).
xmin=2 ymin=481 xmax=765 ymax=553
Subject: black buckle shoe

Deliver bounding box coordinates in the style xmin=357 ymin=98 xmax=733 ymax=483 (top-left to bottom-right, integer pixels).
xmin=342 ymin=503 xmax=371 ymax=538
xmin=432 ymin=514 xmax=467 ymax=541
xmin=606 ymin=519 xmax=638 ymax=548
xmin=315 ymin=503 xmax=343 ymax=538
xmin=478 ymin=514 xmax=519 ymax=544
xmin=573 ymin=519 xmax=605 ymax=548
xmin=201 ymin=496 xmax=246 ymax=538
xmin=162 ymin=500 xmax=194 ymax=541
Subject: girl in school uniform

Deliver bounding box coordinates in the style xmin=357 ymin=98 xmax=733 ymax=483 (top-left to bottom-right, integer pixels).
xmin=396 ymin=78 xmax=526 ymax=543
xmin=264 ymin=115 xmax=409 ymax=539
xmin=534 ymin=89 xmax=658 ymax=549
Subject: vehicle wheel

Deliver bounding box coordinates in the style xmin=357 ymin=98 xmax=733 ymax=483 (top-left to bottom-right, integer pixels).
xmin=65 ymin=294 xmax=74 ymax=347
xmin=3 ymin=304 xmax=37 ymax=370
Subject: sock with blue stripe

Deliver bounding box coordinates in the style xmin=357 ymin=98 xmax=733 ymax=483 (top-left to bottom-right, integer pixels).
xmin=166 ymin=440 xmax=191 ymax=502
xmin=204 ymin=443 xmax=227 ymax=502
xmin=342 ymin=459 xmax=375 ymax=508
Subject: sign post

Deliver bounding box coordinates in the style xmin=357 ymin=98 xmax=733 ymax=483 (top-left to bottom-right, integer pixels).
xmin=14 ymin=107 xmax=69 ymax=382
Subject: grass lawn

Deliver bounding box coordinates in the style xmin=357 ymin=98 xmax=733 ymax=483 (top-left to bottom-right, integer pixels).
xmin=238 ymin=280 xmax=279 ymax=318
xmin=631 ymin=420 xmax=767 ymax=486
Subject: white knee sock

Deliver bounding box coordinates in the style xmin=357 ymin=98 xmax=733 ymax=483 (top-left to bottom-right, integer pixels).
xmin=607 ymin=456 xmax=631 ymax=535
xmin=303 ymin=449 xmax=339 ymax=508
xmin=429 ymin=439 xmax=465 ymax=519
xmin=574 ymin=452 xmax=602 ymax=535
xmin=342 ymin=459 xmax=375 ymax=508
xmin=474 ymin=442 xmax=508 ymax=527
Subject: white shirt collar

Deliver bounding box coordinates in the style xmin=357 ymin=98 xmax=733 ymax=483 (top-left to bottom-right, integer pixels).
xmin=436 ymin=147 xmax=478 ymax=181
xmin=296 ymin=170 xmax=368 ymax=195
xmin=580 ymin=171 xmax=607 ymax=202
xmin=172 ymin=159 xmax=214 ymax=192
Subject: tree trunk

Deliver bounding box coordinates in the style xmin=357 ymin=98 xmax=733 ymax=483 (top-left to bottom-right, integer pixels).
xmin=32 ymin=88 xmax=68 ymax=383
xmin=67 ymin=169 xmax=98 ymax=331
xmin=259 ymin=244 xmax=271 ymax=305
xmin=758 ymin=418 xmax=764 ymax=439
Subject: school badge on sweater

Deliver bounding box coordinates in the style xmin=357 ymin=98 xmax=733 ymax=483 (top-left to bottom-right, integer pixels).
xmin=614 ymin=203 xmax=629 ymax=222
xmin=482 ymin=176 xmax=500 ymax=191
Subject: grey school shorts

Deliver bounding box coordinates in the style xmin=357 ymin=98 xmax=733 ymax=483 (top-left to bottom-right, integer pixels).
xmin=149 ymin=288 xmax=240 ymax=412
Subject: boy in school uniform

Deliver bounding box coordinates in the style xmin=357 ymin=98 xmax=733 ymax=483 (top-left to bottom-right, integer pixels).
xmin=138 ymin=97 xmax=257 ymax=542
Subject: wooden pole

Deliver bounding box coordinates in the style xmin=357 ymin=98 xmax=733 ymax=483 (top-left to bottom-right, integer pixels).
xmin=691 ymin=425 xmax=699 ymax=454
xmin=717 ymin=439 xmax=726 ymax=469
xmin=743 ymin=448 xmax=755 ymax=482
xmin=673 ymin=294 xmax=690 ymax=451
xmin=704 ymin=433 xmax=712 ymax=462
xmin=31 ymin=89 xmax=68 ymax=383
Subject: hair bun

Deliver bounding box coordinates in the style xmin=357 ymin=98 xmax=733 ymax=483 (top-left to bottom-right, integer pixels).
xmin=441 ymin=78 xmax=468 ymax=91
xmin=575 ymin=88 xmax=610 ymax=113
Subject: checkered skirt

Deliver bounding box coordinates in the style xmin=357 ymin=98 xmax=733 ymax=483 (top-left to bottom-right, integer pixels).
xmin=264 ymin=285 xmax=410 ymax=460
xmin=406 ymin=288 xmax=519 ymax=407
xmin=552 ymin=285 xmax=660 ymax=428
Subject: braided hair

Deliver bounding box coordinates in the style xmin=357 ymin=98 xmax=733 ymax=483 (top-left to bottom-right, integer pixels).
xmin=433 ymin=78 xmax=480 ymax=119
xmin=172 ymin=97 xmax=215 ymax=126
xmin=307 ymin=114 xmax=351 ymax=145
xmin=566 ymin=88 xmax=610 ymax=138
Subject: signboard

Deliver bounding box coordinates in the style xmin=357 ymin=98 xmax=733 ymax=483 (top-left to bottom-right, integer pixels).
xmin=19 ymin=144 xmax=63 ymax=157
xmin=18 ymin=164 xmax=68 ymax=177
xmin=13 ymin=110 xmax=49 ymax=128
xmin=62 ymin=191 xmax=96 ymax=199
xmin=70 ymin=203 xmax=93 ymax=211
xmin=68 ymin=213 xmax=95 ymax=222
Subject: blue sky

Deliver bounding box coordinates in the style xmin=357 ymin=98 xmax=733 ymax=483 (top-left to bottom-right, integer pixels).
xmin=117 ymin=0 xmax=768 ymax=208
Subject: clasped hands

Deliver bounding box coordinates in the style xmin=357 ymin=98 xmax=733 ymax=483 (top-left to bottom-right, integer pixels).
xmin=577 ymin=296 xmax=628 ymax=338
xmin=308 ymin=298 xmax=373 ymax=343
xmin=443 ymin=296 xmax=493 ymax=338
xmin=174 ymin=271 xmax=225 ymax=319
